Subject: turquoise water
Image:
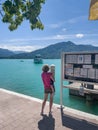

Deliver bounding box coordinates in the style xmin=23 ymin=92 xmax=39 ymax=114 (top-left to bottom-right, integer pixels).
xmin=0 ymin=59 xmax=98 ymax=115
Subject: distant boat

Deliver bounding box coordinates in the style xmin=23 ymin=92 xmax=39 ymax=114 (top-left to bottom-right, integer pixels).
xmin=20 ymin=60 xmax=24 ymax=62
xmin=34 ymin=54 xmax=43 ymax=64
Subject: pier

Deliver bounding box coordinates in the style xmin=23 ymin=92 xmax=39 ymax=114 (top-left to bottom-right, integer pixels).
xmin=0 ymin=88 xmax=98 ymax=130
xmin=63 ymin=83 xmax=98 ymax=94
xmin=63 ymin=82 xmax=98 ymax=101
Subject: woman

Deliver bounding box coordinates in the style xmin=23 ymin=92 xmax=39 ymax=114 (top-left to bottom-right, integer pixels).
xmin=41 ymin=64 xmax=55 ymax=115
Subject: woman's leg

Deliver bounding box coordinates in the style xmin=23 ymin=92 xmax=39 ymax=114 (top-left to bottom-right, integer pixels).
xmin=49 ymin=93 xmax=54 ymax=113
xmin=41 ymin=93 xmax=48 ymax=115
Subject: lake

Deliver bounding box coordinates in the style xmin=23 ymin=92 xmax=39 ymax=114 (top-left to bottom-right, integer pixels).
xmin=0 ymin=59 xmax=98 ymax=115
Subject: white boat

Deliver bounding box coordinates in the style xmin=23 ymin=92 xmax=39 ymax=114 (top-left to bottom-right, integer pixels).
xmin=34 ymin=54 xmax=43 ymax=64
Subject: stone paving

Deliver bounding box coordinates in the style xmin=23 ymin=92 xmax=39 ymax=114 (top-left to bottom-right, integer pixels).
xmin=0 ymin=88 xmax=98 ymax=130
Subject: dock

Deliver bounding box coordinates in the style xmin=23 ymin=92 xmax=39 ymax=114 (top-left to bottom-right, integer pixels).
xmin=63 ymin=83 xmax=98 ymax=94
xmin=0 ymin=88 xmax=98 ymax=130
xmin=63 ymin=82 xmax=98 ymax=101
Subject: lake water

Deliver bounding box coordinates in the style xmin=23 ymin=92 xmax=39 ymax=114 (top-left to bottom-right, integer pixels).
xmin=0 ymin=59 xmax=98 ymax=115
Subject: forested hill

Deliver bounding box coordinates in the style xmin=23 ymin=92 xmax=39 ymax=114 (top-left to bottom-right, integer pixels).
xmin=0 ymin=48 xmax=15 ymax=58
xmin=29 ymin=41 xmax=98 ymax=59
xmin=1 ymin=41 xmax=98 ymax=59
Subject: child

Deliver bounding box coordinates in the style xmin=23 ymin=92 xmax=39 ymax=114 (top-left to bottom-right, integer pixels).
xmin=50 ymin=73 xmax=55 ymax=93
xmin=50 ymin=64 xmax=55 ymax=93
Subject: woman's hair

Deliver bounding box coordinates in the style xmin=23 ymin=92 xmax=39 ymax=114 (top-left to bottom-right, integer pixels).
xmin=42 ymin=64 xmax=49 ymax=72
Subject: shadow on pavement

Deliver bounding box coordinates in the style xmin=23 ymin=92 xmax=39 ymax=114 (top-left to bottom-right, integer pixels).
xmin=38 ymin=114 xmax=55 ymax=130
xmin=61 ymin=107 xmax=98 ymax=130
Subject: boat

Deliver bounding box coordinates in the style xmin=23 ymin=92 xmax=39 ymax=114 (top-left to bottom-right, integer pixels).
xmin=34 ymin=54 xmax=43 ymax=64
xmin=20 ymin=60 xmax=24 ymax=62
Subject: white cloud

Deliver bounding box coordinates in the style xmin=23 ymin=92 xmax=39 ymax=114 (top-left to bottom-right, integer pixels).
xmin=0 ymin=45 xmax=44 ymax=52
xmin=0 ymin=35 xmax=73 ymax=43
xmin=52 ymin=34 xmax=76 ymax=40
xmin=0 ymin=35 xmax=73 ymax=51
xmin=62 ymin=28 xmax=67 ymax=32
xmin=49 ymin=24 xmax=60 ymax=28
xmin=53 ymin=35 xmax=65 ymax=40
xmin=46 ymin=16 xmax=87 ymax=31
xmin=47 ymin=21 xmax=64 ymax=29
xmin=75 ymin=34 xmax=84 ymax=38
xmin=66 ymin=16 xmax=87 ymax=24
xmin=67 ymin=19 xmax=77 ymax=24
xmin=0 ymin=32 xmax=98 ymax=51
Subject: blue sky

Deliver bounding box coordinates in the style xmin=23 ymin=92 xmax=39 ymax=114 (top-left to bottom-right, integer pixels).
xmin=0 ymin=0 xmax=98 ymax=52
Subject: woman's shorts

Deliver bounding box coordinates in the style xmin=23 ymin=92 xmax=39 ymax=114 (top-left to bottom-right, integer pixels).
xmin=44 ymin=88 xmax=52 ymax=94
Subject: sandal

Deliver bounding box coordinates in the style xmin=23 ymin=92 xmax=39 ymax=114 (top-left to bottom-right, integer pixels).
xmin=49 ymin=111 xmax=52 ymax=115
xmin=40 ymin=111 xmax=43 ymax=116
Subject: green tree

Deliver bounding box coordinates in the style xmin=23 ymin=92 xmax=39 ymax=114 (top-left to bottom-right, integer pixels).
xmin=0 ymin=0 xmax=45 ymax=31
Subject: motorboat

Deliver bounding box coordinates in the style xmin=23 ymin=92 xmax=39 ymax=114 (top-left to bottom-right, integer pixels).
xmin=34 ymin=54 xmax=43 ymax=64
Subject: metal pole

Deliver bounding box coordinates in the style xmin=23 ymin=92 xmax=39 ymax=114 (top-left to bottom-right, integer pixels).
xmin=60 ymin=52 xmax=64 ymax=107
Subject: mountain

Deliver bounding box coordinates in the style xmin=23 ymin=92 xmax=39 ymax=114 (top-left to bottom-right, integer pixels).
xmin=13 ymin=51 xmax=27 ymax=54
xmin=0 ymin=48 xmax=27 ymax=58
xmin=1 ymin=41 xmax=98 ymax=59
xmin=30 ymin=41 xmax=96 ymax=59
xmin=0 ymin=48 xmax=15 ymax=58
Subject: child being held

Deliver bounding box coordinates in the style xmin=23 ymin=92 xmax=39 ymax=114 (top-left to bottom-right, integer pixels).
xmin=50 ymin=73 xmax=55 ymax=93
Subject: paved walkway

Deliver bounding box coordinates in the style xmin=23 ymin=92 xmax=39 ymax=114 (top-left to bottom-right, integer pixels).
xmin=0 ymin=88 xmax=98 ymax=130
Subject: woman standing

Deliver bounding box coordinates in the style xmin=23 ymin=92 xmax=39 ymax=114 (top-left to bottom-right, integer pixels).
xmin=41 ymin=64 xmax=55 ymax=115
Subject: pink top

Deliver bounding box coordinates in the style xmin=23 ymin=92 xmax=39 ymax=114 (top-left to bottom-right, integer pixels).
xmin=41 ymin=72 xmax=52 ymax=89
